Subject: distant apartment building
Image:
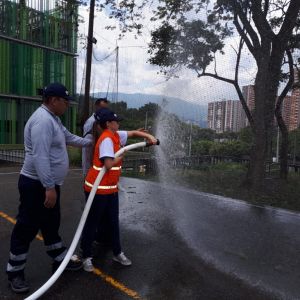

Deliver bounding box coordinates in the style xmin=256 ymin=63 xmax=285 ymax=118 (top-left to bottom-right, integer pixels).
xmin=208 ymin=79 xmax=300 ymax=133
xmin=207 ymin=101 xmax=225 ymax=133
xmin=285 ymin=71 xmax=300 ymax=131
xmin=282 ymin=95 xmax=293 ymax=130
xmin=207 ymin=100 xmax=244 ymax=133
xmin=243 ymin=79 xmax=300 ymax=131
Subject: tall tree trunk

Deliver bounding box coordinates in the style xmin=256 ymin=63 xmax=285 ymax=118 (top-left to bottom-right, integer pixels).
xmin=279 ymin=121 xmax=289 ymax=179
xmin=275 ymin=51 xmax=294 ymax=179
xmin=275 ymin=97 xmax=290 ymax=180
xmin=247 ymin=61 xmax=280 ymax=190
xmin=247 ymin=128 xmax=268 ymax=190
xmin=247 ymin=73 xmax=268 ymax=190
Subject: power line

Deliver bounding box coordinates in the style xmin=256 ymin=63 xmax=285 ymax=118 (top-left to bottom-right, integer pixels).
xmin=92 ymin=48 xmax=117 ymax=62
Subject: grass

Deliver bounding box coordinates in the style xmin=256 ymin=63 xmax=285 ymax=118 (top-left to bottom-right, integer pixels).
xmin=125 ymin=162 xmax=300 ymax=212
xmin=173 ymin=163 xmax=300 ymax=212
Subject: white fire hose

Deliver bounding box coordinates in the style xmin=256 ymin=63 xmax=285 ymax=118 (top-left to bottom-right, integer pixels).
xmin=25 ymin=140 xmax=159 ymax=300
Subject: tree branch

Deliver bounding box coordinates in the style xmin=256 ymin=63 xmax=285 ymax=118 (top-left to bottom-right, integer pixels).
xmin=263 ymin=0 xmax=270 ymax=18
xmin=252 ymin=0 xmax=275 ymax=40
xmin=232 ymin=36 xmax=254 ymax=128
xmin=199 ymin=71 xmax=234 ymax=85
xmin=235 ymin=37 xmax=244 ymax=83
xmin=233 ymin=14 xmax=256 ymax=56
xmin=276 ymin=49 xmax=294 ymax=111
xmin=277 ymin=0 xmax=300 ymax=44
xmin=232 ymin=2 xmax=261 ymax=50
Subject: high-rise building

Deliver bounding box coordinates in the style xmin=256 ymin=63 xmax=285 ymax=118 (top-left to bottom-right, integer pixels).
xmin=207 ymin=100 xmax=244 ymax=133
xmin=287 ymin=71 xmax=300 ymax=131
xmin=242 ymin=79 xmax=300 ymax=132
xmin=282 ymin=95 xmax=293 ymax=130
xmin=208 ymin=101 xmax=225 ymax=133
xmin=0 ymin=0 xmax=79 ymax=144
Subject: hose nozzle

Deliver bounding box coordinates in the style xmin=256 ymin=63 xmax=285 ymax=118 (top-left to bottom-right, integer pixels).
xmin=146 ymin=139 xmax=160 ymax=147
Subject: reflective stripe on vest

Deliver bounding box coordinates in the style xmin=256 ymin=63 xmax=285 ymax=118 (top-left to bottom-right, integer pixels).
xmin=84 ymin=180 xmax=118 ymax=190
xmin=92 ymin=165 xmax=122 ymax=171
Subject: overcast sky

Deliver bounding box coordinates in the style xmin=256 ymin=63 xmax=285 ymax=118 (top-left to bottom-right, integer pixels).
xmin=77 ymin=5 xmax=257 ymax=106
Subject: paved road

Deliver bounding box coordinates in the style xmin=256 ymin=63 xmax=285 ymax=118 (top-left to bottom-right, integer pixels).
xmin=0 ymin=167 xmax=299 ymax=299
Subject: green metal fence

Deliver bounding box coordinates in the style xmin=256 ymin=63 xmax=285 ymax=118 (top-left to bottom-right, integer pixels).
xmin=0 ymin=0 xmax=78 ymax=144
xmin=0 ymin=0 xmax=78 ymax=53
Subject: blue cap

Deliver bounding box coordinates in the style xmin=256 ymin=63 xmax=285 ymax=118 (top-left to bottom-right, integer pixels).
xmin=43 ymin=82 xmax=73 ymax=101
xmin=94 ymin=108 xmax=123 ymax=123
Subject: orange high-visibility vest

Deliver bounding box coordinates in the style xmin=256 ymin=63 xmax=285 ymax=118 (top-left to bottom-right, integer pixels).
xmin=84 ymin=130 xmax=122 ymax=194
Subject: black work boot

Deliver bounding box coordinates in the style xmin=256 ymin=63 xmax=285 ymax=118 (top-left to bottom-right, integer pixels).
xmin=8 ymin=274 xmax=29 ymax=294
xmin=52 ymin=254 xmax=82 ymax=273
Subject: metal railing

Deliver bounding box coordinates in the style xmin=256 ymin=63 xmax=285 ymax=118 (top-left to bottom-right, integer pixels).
xmin=1 ymin=150 xmax=299 ymax=174
xmin=0 ymin=149 xmax=25 ymax=163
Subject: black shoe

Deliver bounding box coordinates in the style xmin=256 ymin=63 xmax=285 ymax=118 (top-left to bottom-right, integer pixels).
xmin=8 ymin=275 xmax=29 ymax=294
xmin=52 ymin=255 xmax=82 ymax=273
xmin=65 ymin=255 xmax=82 ymax=271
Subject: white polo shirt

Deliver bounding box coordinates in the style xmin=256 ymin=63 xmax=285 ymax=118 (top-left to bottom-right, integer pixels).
xmin=100 ymin=131 xmax=128 ymax=159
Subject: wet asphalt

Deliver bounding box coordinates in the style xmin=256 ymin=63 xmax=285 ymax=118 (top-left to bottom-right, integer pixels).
xmin=0 ymin=167 xmax=299 ymax=300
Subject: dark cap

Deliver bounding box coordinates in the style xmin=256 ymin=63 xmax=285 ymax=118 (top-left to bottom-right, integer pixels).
xmin=95 ymin=97 xmax=109 ymax=104
xmin=94 ymin=108 xmax=123 ymax=123
xmin=43 ymin=82 xmax=73 ymax=101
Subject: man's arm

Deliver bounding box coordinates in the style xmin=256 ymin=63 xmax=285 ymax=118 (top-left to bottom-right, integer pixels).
xmin=63 ymin=127 xmax=92 ymax=147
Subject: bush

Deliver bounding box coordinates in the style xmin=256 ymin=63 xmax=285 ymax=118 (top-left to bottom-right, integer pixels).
xmin=209 ymin=140 xmax=250 ymax=157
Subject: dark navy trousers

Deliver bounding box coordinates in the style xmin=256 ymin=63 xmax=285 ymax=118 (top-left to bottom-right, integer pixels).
xmin=7 ymin=175 xmax=66 ymax=279
xmin=81 ymin=192 xmax=121 ymax=258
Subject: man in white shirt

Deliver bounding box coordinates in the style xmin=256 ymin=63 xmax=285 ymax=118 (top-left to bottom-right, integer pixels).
xmin=82 ymin=98 xmax=109 ymax=177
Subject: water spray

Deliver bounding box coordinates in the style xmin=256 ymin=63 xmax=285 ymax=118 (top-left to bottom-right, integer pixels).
xmin=25 ymin=139 xmax=159 ymax=300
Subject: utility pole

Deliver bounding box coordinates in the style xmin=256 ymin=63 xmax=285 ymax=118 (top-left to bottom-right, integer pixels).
xmin=116 ymin=44 xmax=119 ymax=103
xmin=81 ymin=0 xmax=96 ymax=127
xmin=276 ymin=126 xmax=280 ymax=163
xmin=188 ymin=122 xmax=192 ymax=157
xmin=293 ymin=132 xmax=297 ymax=165
xmin=144 ymin=111 xmax=148 ymax=130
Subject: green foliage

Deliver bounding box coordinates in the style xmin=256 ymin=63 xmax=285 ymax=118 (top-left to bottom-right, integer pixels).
xmin=208 ymin=140 xmax=250 ymax=157
xmin=148 ymin=19 xmax=227 ymax=74
xmin=109 ymin=101 xmax=161 ymax=132
xmin=238 ymin=127 xmax=254 ymax=145
xmin=193 ymin=128 xmax=216 ymax=141
xmin=192 ymin=140 xmax=214 ymax=155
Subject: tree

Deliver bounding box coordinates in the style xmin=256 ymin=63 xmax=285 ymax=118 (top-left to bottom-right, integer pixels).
xmin=102 ymin=0 xmax=300 ymax=190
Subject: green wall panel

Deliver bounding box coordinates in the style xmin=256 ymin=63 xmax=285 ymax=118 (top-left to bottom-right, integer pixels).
xmin=0 ymin=0 xmax=79 ymax=144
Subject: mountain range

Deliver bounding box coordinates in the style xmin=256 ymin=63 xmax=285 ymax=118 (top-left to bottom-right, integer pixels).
xmin=93 ymin=92 xmax=208 ymax=127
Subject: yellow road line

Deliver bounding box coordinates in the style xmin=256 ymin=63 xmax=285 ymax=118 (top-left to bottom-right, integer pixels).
xmin=93 ymin=268 xmax=142 ymax=299
xmin=0 ymin=211 xmax=43 ymax=240
xmin=0 ymin=210 xmax=142 ymax=299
